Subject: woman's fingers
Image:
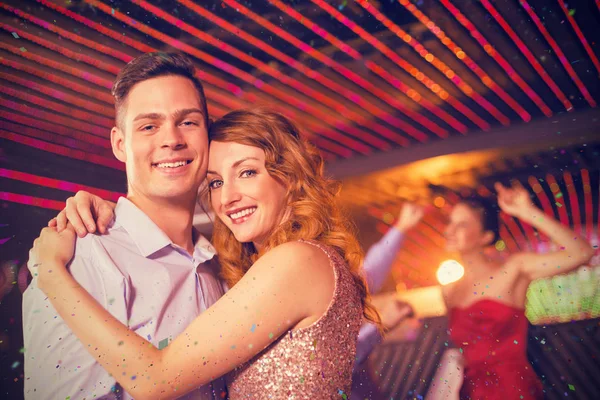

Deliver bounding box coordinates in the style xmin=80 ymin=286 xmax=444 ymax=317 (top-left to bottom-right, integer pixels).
xmin=65 ymin=198 xmax=88 ymax=237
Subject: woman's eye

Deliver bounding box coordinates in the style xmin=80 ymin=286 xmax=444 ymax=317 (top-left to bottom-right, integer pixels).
xmin=240 ymin=169 xmax=257 ymax=178
xmin=208 ymin=180 xmax=223 ymax=189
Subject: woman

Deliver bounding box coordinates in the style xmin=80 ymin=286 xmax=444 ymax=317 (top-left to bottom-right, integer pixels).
xmin=29 ymin=108 xmax=379 ymax=399
xmin=443 ymin=183 xmax=593 ymax=399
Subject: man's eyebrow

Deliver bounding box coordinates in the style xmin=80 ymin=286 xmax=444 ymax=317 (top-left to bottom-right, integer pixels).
xmin=173 ymin=108 xmax=205 ymax=119
xmin=132 ymin=108 xmax=204 ymax=122
xmin=133 ymin=112 xmax=164 ymax=122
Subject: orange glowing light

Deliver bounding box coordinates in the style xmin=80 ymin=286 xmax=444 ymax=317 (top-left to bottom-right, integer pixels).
xmin=434 ymin=196 xmax=446 ymax=208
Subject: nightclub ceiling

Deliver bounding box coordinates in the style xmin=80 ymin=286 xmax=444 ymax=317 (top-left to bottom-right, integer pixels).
xmin=1 ymin=1 xmax=599 ymax=307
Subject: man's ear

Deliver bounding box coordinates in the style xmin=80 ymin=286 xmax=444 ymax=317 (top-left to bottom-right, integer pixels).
xmin=111 ymin=127 xmax=126 ymax=163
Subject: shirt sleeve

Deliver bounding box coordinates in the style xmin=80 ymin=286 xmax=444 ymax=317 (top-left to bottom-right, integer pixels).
xmin=354 ymin=323 xmax=382 ymax=366
xmin=362 ymin=227 xmax=405 ymax=293
xmin=23 ymin=249 xmax=124 ymax=400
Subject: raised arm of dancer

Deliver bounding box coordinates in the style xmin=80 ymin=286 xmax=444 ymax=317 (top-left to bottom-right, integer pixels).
xmin=496 ymin=182 xmax=594 ymax=281
xmin=362 ymin=203 xmax=424 ymax=293
xmin=30 ymin=229 xmax=335 ymax=400
xmin=356 ymin=203 xmax=423 ymax=362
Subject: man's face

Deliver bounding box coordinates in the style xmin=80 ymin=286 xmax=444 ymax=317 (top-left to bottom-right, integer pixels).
xmin=111 ymin=75 xmax=209 ymax=205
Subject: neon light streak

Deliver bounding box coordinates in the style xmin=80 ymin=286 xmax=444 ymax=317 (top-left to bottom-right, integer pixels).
xmin=36 ymin=0 xmax=255 ymax=100
xmin=1 ymin=120 xmax=108 ymax=156
xmin=527 ymin=176 xmax=553 ymax=243
xmin=563 ymin=171 xmax=582 ymax=234
xmin=135 ymin=0 xmax=398 ymax=149
xmin=439 ymin=0 xmax=553 ymax=117
xmin=312 ymin=0 xmax=482 ymax=133
xmin=0 ymin=169 xmax=123 ymax=201
xmin=580 ymin=169 xmax=593 ymax=240
xmin=223 ymin=0 xmax=448 ymax=140
xmin=269 ymin=0 xmax=464 ymax=136
xmin=2 ymin=3 xmax=133 ymax=63
xmin=0 ymin=71 xmax=113 ymax=117
xmin=35 ymin=0 xmax=390 ymax=153
xmin=1 ymin=14 xmax=246 ymax=118
xmin=2 ymin=98 xmax=108 ymax=138
xmin=479 ymin=0 xmax=573 ymax=111
xmin=0 ymin=192 xmax=64 ymax=210
xmin=557 ymin=0 xmax=600 ymax=77
xmin=80 ymin=0 xmax=376 ymax=153
xmin=0 ymin=23 xmax=121 ymax=75
xmin=397 ymin=0 xmax=530 ymax=122
xmin=357 ymin=0 xmax=508 ymax=126
xmin=519 ymin=0 xmax=596 ymax=107
xmin=0 ymin=58 xmax=114 ymax=104
xmin=0 ymin=41 xmax=111 ymax=89
xmin=0 ymin=109 xmax=110 ymax=149
xmin=545 ymin=174 xmax=569 ymax=225
xmin=181 ymin=1 xmax=423 ymax=145
xmin=500 ymin=213 xmax=528 ymax=251
xmin=500 ymin=225 xmax=519 ymax=253
xmin=0 ymin=85 xmax=113 ymax=128
xmin=0 ymin=130 xmax=123 ymax=170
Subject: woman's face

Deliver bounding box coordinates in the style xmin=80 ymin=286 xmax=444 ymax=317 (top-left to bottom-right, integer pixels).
xmin=445 ymin=203 xmax=492 ymax=253
xmin=207 ymin=141 xmax=289 ymax=246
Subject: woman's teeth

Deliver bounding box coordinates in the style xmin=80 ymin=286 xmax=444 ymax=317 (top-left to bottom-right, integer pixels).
xmin=156 ymin=161 xmax=188 ymax=168
xmin=230 ymin=207 xmax=256 ymax=220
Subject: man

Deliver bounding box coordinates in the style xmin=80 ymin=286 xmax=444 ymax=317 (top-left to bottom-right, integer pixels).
xmin=351 ymin=203 xmax=424 ymax=400
xmin=23 ymin=53 xmax=225 ymax=399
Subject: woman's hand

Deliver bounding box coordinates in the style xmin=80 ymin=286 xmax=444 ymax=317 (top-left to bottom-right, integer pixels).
xmin=48 ymin=191 xmax=117 ymax=237
xmin=394 ymin=203 xmax=425 ymax=233
xmin=495 ymin=182 xmax=535 ymax=219
xmin=29 ymin=225 xmax=77 ymax=292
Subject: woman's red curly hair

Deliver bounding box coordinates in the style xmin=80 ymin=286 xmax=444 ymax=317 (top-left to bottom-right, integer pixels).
xmin=202 ymin=108 xmax=381 ymax=327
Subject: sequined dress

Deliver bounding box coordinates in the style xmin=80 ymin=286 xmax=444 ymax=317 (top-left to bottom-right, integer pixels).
xmin=227 ymin=240 xmax=364 ymax=399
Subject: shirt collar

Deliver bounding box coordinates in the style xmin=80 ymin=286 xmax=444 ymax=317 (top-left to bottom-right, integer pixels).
xmin=114 ymin=197 xmax=216 ymax=259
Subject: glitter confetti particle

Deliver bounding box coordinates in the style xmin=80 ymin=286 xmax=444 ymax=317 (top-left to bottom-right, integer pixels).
xmin=250 ymin=324 xmax=256 ymax=333
xmin=11 ymin=361 xmax=20 ymax=369
xmin=118 ymin=341 xmax=124 ymax=346
xmin=19 ymin=47 xmax=27 ymax=52
xmin=158 ymin=338 xmax=169 ymax=349
xmin=514 ymin=340 xmax=518 ymax=344
xmin=12 ymin=32 xmax=19 ymax=39
xmin=269 ymin=332 xmax=274 ymax=339
xmin=555 ymin=192 xmax=563 ymax=198
xmin=108 ymin=298 xmax=115 ymax=305
xmin=568 ymin=384 xmax=575 ymax=391
xmin=556 ymin=202 xmax=563 ymax=207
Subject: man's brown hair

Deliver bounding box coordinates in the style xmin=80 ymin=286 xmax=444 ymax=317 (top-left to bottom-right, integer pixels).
xmin=111 ymin=52 xmax=208 ymax=130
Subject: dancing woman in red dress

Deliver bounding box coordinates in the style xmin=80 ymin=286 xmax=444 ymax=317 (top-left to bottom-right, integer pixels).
xmin=442 ymin=183 xmax=594 ymax=400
